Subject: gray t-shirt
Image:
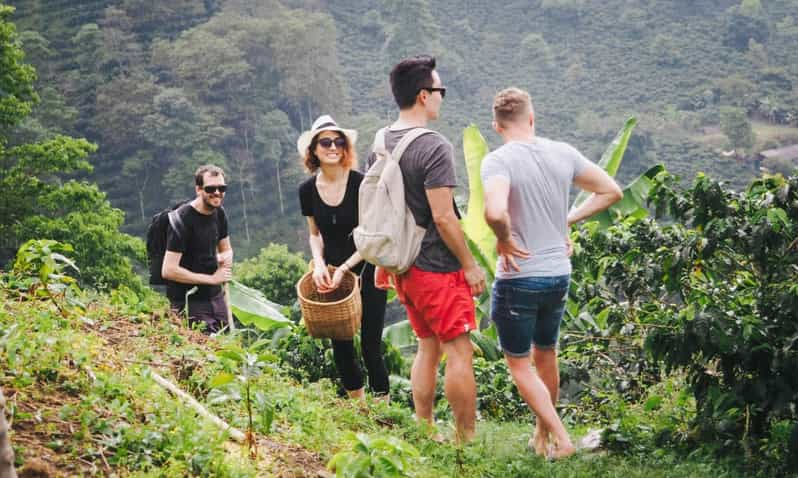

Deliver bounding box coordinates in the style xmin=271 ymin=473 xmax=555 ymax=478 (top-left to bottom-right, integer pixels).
xmin=366 ymin=127 xmax=461 ymax=273
xmin=480 ymin=137 xmax=592 ymax=279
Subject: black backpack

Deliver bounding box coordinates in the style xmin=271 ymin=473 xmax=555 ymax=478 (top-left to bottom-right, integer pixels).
xmin=146 ymin=201 xmax=190 ymax=285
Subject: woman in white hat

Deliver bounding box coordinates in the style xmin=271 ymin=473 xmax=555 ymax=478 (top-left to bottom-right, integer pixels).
xmin=297 ymin=115 xmax=389 ymax=400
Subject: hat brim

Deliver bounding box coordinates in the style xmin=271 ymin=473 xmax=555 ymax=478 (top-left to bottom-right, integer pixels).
xmin=297 ymin=126 xmax=358 ymax=156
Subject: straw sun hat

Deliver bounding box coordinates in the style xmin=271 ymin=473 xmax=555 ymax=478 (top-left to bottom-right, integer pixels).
xmin=296 ymin=114 xmax=358 ymax=156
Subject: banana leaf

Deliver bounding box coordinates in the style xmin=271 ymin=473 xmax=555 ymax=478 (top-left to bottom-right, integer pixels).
xmin=227 ymin=280 xmax=290 ymax=331
xmin=571 ymin=117 xmax=638 ymax=211
xmin=471 ymin=330 xmax=502 ymax=361
xmin=586 ymin=164 xmax=665 ymax=227
xmin=382 ymin=319 xmax=417 ymax=351
xmin=461 ymin=125 xmax=497 ymax=276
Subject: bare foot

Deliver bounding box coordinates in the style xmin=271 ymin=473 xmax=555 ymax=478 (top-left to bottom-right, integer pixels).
xmin=549 ymin=441 xmax=576 ymax=460
xmin=528 ymin=429 xmax=549 ymax=456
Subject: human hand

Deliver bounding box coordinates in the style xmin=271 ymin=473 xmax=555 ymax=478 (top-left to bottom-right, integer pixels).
xmin=312 ymin=263 xmax=333 ymax=291
xmin=325 ymin=266 xmax=347 ymax=292
xmin=464 ymin=264 xmax=486 ymax=297
xmin=374 ymin=266 xmax=394 ymax=290
xmin=565 ymin=235 xmax=573 ymax=258
xmin=496 ymin=237 xmax=531 ymax=272
xmin=211 ymin=264 xmax=232 ymax=285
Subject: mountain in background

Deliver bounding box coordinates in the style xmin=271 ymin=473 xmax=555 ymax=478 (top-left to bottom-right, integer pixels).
xmin=6 ymin=0 xmax=798 ymax=258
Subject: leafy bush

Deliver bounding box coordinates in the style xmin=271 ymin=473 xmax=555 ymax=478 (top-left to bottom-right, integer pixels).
xmin=572 ymin=171 xmax=798 ymax=470
xmin=328 ymin=432 xmax=419 ymax=478
xmin=235 ymin=243 xmax=306 ymax=306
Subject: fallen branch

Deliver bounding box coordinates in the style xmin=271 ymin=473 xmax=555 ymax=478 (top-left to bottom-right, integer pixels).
xmin=149 ymin=370 xmax=245 ymax=443
xmin=0 ymin=388 xmax=17 ymax=478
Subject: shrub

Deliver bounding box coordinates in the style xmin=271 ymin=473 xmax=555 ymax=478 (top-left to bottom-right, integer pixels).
xmin=235 ymin=243 xmax=306 ymax=306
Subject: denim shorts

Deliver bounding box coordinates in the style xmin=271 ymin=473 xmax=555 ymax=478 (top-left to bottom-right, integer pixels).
xmin=490 ymin=275 xmax=570 ymax=357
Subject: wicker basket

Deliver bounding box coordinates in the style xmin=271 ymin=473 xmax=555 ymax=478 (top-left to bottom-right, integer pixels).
xmin=296 ymin=264 xmax=362 ymax=339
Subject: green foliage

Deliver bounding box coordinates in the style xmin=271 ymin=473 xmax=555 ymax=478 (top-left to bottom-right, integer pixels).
xmin=210 ymin=340 xmax=279 ymax=455
xmin=570 ymin=171 xmax=798 ymax=473
xmin=13 ymin=239 xmax=78 ymax=286
xmin=472 ymin=358 xmax=528 ymax=421
xmin=276 ymin=326 xmax=339 ymax=385
xmin=228 ymin=280 xmax=291 ymax=331
xmin=0 ymin=10 xmax=144 ymax=291
xmin=719 ymin=106 xmax=756 ymax=152
xmin=328 ymin=432 xmax=419 ymax=478
xmin=0 ymin=5 xmax=37 ymax=130
xmin=235 ymin=243 xmax=306 ymax=306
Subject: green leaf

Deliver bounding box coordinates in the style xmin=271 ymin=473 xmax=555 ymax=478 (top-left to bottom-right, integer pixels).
xmin=644 ymin=395 xmax=663 ymax=411
xmin=50 ymin=252 xmax=80 ymax=272
xmin=382 ymin=320 xmax=416 ymax=350
xmin=588 ymin=164 xmax=665 ymax=226
xmin=461 ymin=125 xmax=497 ymax=276
xmin=228 ymin=280 xmax=290 ymax=331
xmin=471 ymin=330 xmax=502 ymax=361
xmin=767 ymin=207 xmax=789 ymax=231
xmin=572 ymin=117 xmax=638 ymax=210
xmin=209 ymin=372 xmax=235 ymax=388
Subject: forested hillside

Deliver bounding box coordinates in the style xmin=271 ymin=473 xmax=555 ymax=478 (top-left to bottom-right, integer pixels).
xmin=5 ymin=0 xmax=798 ymax=262
xmin=2 ymin=3 xmax=797 ymax=475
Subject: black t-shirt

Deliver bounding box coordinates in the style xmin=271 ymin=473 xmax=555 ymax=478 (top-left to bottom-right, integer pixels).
xmin=299 ymin=170 xmax=363 ymax=271
xmin=166 ymin=204 xmax=229 ymax=301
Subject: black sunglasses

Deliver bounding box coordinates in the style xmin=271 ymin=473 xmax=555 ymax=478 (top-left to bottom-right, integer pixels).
xmin=421 ymin=87 xmax=446 ymax=98
xmin=318 ymin=137 xmax=347 ymax=149
xmin=203 ymin=185 xmax=227 ymax=194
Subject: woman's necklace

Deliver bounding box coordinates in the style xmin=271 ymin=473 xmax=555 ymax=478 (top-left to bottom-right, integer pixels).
xmin=317 ymin=172 xmax=348 ymax=224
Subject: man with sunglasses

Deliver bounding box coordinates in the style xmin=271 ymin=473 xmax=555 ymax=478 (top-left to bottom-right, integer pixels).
xmin=162 ymin=164 xmax=233 ymax=333
xmin=367 ymin=55 xmax=486 ymax=443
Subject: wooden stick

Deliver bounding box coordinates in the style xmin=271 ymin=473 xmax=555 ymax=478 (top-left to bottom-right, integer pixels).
xmin=0 ymin=388 xmax=17 ymax=478
xmin=224 ymin=282 xmax=235 ymax=333
xmin=149 ymin=370 xmax=246 ymax=443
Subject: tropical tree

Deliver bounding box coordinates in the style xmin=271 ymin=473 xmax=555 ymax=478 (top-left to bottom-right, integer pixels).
xmin=720 ymin=106 xmax=756 ymax=153
xmin=0 ymin=5 xmax=144 ymax=290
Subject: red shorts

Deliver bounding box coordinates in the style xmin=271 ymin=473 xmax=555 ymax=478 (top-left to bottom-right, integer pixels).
xmin=394 ymin=266 xmax=476 ymax=343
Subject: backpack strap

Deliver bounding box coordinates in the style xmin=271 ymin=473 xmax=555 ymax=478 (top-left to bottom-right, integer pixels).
xmin=373 ymin=127 xmax=388 ymax=157
xmin=391 ymin=128 xmax=434 ymax=164
xmin=167 ymin=204 xmax=188 ymax=240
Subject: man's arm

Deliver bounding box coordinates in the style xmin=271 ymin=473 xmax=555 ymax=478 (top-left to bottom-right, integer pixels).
xmin=217 ymin=236 xmax=233 ymax=266
xmin=567 ymin=164 xmax=624 ymax=226
xmin=426 ymin=187 xmax=485 ymax=296
xmin=483 ymin=176 xmax=531 ymax=272
xmin=483 ymin=176 xmax=512 ymax=241
xmin=162 ymin=250 xmax=230 ymax=285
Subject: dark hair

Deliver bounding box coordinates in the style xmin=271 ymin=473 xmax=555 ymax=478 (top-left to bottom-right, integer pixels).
xmin=303 ymin=131 xmax=356 ymax=173
xmin=194 ymin=164 xmax=225 ymax=187
xmin=389 ymin=55 xmax=436 ymax=109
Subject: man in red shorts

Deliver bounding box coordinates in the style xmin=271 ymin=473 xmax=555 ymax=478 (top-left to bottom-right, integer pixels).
xmin=369 ymin=55 xmax=486 ymax=443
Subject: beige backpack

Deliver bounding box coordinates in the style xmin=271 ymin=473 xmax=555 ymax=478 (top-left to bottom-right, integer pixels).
xmin=353 ymin=127 xmax=433 ymax=274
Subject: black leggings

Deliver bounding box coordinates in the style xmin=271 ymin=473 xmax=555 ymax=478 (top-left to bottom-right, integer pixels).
xmin=331 ymin=264 xmax=389 ymax=395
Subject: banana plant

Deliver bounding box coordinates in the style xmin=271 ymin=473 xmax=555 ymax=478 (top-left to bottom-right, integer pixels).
xmin=459 ymin=118 xmax=657 ymax=358
xmin=227 ymin=280 xmax=291 ymax=331
xmin=378 ymin=118 xmax=656 ymax=356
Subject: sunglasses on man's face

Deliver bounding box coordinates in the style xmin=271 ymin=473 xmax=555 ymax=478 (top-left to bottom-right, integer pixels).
xmin=203 ymin=185 xmax=227 ymax=194
xmin=421 ymin=87 xmax=446 ymax=99
xmin=318 ymin=137 xmax=347 ymax=149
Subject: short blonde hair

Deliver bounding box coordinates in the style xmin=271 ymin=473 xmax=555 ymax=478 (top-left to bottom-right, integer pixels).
xmin=493 ymin=87 xmax=533 ymax=127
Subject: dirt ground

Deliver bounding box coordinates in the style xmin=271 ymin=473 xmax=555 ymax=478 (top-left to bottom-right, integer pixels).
xmin=5 ymin=307 xmax=329 ymax=477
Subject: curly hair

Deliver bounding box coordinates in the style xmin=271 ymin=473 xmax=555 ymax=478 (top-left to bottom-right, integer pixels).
xmin=493 ymin=87 xmax=533 ymax=128
xmin=302 ymin=131 xmax=357 ymax=173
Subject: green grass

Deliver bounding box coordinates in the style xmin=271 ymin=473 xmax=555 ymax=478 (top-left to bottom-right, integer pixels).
xmin=0 ymin=278 xmax=754 ymax=477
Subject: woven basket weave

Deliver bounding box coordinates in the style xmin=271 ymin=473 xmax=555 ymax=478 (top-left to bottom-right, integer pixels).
xmin=296 ymin=264 xmax=361 ymax=339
